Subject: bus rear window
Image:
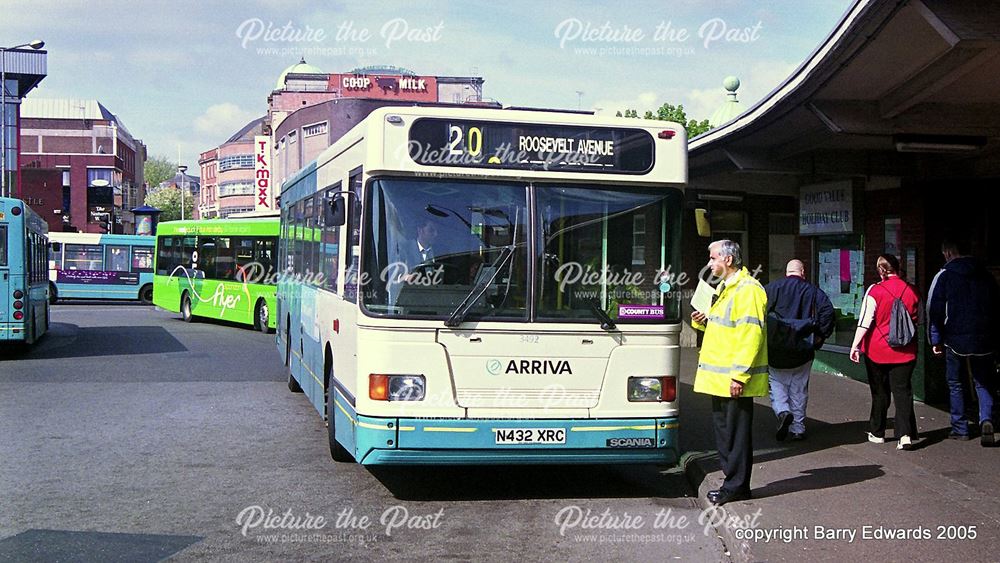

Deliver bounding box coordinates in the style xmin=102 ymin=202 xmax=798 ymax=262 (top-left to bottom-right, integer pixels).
xmin=0 ymin=226 xmax=6 ymax=266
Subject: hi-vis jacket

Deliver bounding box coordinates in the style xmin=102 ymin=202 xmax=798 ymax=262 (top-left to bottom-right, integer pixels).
xmin=692 ymin=267 xmax=769 ymax=397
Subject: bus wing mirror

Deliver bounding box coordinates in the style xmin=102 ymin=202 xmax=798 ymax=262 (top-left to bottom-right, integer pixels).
xmin=695 ymin=208 xmax=711 ymax=238
xmin=325 ymin=195 xmax=347 ymax=227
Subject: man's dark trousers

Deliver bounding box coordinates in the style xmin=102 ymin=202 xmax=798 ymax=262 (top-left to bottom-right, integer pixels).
xmin=945 ymin=349 xmax=997 ymax=434
xmin=712 ymin=395 xmax=754 ymax=493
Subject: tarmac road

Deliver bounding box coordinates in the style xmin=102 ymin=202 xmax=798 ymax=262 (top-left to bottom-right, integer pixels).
xmin=0 ymin=304 xmax=726 ymax=561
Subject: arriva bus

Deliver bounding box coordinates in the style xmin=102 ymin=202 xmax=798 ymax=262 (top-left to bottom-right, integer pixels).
xmin=278 ymin=106 xmax=686 ymax=465
xmin=1 ymin=197 xmax=50 ymax=346
xmin=48 ymin=233 xmax=155 ymax=303
xmin=152 ymin=219 xmax=279 ymax=331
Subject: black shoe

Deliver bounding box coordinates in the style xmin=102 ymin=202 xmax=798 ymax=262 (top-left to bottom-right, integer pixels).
xmin=982 ymin=421 xmax=994 ymax=447
xmin=949 ymin=432 xmax=972 ymax=441
xmin=708 ymin=488 xmax=752 ymax=506
xmin=776 ymin=411 xmax=792 ymax=441
xmin=790 ymin=432 xmax=806 ymax=441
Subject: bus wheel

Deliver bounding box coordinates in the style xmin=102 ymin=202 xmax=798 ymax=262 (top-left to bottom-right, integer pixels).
xmin=181 ymin=292 xmax=194 ymax=323
xmin=255 ymin=299 xmax=273 ymax=334
xmin=327 ymin=387 xmax=354 ymax=462
xmin=139 ymin=284 xmax=154 ymax=304
xmin=49 ymin=283 xmax=58 ymax=305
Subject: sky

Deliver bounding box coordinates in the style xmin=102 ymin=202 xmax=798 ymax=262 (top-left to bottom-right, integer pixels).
xmin=3 ymin=0 xmax=853 ymax=175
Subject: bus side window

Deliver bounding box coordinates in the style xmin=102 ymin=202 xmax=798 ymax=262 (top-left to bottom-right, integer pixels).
xmin=344 ymin=168 xmax=362 ymax=303
xmin=255 ymin=237 xmax=275 ymax=283
xmin=198 ymin=237 xmax=218 ymax=279
xmin=234 ymin=237 xmax=254 ymax=281
xmin=106 ymin=245 xmax=130 ymax=272
xmin=156 ymin=237 xmax=174 ymax=275
xmin=216 ymin=237 xmax=234 ymax=280
xmin=323 ymin=184 xmax=340 ymax=292
xmin=132 ymin=246 xmax=153 ymax=272
xmin=304 ymin=195 xmax=315 ymax=274
xmin=50 ymin=242 xmax=63 ymax=270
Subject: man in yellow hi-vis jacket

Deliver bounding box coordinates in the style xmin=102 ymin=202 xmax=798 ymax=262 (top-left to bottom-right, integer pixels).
xmin=691 ymin=239 xmax=768 ymax=506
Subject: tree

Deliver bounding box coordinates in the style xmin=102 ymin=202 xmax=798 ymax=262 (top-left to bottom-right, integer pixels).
xmin=144 ymin=185 xmax=194 ymax=222
xmin=618 ymin=102 xmax=713 ymax=138
xmin=144 ymin=155 xmax=177 ymax=190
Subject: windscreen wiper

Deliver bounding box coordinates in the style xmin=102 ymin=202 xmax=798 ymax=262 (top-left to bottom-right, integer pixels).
xmin=444 ymin=245 xmax=515 ymax=328
xmin=587 ymin=299 xmax=617 ymax=331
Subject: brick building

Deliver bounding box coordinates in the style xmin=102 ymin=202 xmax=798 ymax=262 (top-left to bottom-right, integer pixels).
xmin=19 ymin=98 xmax=146 ymax=233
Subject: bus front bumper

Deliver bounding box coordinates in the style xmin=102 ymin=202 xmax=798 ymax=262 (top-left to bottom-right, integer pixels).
xmin=353 ymin=415 xmax=678 ymax=465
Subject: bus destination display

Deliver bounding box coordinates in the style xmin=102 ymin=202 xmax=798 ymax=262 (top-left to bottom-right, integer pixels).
xmin=408 ymin=118 xmax=655 ymax=174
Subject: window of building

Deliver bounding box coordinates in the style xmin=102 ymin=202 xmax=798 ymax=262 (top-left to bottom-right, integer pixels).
xmin=218 ymin=181 xmax=255 ymax=197
xmin=87 ymin=168 xmax=114 ymax=187
xmin=288 ymin=131 xmax=297 ymax=144
xmin=303 ymin=122 xmax=328 ymax=137
xmin=218 ymin=154 xmax=254 ymax=171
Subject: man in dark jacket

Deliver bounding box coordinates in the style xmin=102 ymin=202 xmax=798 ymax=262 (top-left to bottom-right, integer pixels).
xmin=765 ymin=260 xmax=835 ymax=441
xmin=928 ymin=239 xmax=1000 ymax=446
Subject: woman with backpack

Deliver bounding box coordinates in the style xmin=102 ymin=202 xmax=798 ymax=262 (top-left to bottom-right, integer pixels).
xmin=849 ymin=254 xmax=921 ymax=450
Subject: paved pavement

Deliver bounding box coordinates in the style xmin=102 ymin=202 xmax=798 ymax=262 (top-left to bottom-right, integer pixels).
xmin=679 ymin=352 xmax=1000 ymax=562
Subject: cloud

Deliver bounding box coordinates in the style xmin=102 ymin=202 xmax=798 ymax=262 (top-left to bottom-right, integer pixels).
xmin=193 ymin=103 xmax=258 ymax=138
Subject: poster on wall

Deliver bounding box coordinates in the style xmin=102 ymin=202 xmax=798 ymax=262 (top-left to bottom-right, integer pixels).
xmin=817 ymin=248 xmax=865 ymax=318
xmin=800 ymin=181 xmax=852 ymax=235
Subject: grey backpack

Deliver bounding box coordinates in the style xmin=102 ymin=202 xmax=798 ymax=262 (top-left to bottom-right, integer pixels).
xmin=886 ymin=285 xmax=916 ymax=348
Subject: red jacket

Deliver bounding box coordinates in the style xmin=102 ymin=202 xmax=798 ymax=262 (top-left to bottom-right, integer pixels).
xmin=860 ymin=276 xmax=920 ymax=364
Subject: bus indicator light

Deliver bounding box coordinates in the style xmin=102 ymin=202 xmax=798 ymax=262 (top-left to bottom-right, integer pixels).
xmin=13 ymin=290 xmax=23 ymax=299
xmin=369 ymin=374 xmax=389 ymax=400
xmin=13 ymin=300 xmax=23 ymax=310
xmin=13 ymin=311 xmax=24 ymax=320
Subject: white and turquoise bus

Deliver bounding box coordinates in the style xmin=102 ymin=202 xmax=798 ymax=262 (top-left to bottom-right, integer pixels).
xmin=277 ymin=106 xmax=687 ymax=465
xmin=48 ymin=233 xmax=155 ymax=303
xmin=1 ymin=197 xmax=50 ymax=346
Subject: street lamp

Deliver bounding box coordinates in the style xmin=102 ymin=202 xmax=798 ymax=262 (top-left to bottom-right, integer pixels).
xmin=177 ymin=165 xmax=188 ymax=220
xmin=1 ymin=39 xmax=44 ymax=198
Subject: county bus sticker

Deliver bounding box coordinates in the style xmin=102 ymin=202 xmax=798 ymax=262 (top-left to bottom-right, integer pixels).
xmin=617 ymin=304 xmax=664 ymax=319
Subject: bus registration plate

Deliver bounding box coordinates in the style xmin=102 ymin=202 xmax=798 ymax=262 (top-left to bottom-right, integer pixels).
xmin=495 ymin=428 xmax=566 ymax=445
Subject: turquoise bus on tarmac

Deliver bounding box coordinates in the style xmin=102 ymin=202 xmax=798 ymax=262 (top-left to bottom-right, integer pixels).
xmin=0 ymin=197 xmax=50 ymax=346
xmin=48 ymin=232 xmax=156 ymax=303
xmin=278 ymin=106 xmax=687 ymax=466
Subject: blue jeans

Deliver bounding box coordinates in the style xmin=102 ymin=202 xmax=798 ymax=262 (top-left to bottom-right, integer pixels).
xmin=945 ymin=349 xmax=997 ymax=435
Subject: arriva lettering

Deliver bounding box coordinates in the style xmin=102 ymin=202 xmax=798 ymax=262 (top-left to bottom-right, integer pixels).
xmin=505 ymin=360 xmax=573 ymax=375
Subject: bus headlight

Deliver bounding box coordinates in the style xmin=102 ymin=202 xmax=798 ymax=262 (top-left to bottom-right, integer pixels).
xmin=13 ymin=311 xmax=24 ymax=321
xmin=369 ymin=374 xmax=425 ymax=401
xmin=389 ymin=376 xmax=426 ymax=401
xmin=628 ymin=376 xmax=676 ymax=402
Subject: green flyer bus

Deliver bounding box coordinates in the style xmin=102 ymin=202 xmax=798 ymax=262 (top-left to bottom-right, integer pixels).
xmin=153 ymin=218 xmax=279 ymax=331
